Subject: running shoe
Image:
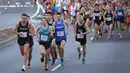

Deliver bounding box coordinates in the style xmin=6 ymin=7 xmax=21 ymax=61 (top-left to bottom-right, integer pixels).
xmin=99 ymin=35 xmax=103 ymax=39
xmin=82 ymin=58 xmax=85 ymax=64
xmin=107 ymin=35 xmax=111 ymax=39
xmin=21 ymin=65 xmax=26 ymax=71
xmin=119 ymin=34 xmax=123 ymax=39
xmin=61 ymin=59 xmax=64 ymax=66
xmin=48 ymin=59 xmax=51 ymax=64
xmin=52 ymin=59 xmax=55 ymax=65
xmin=96 ymin=36 xmax=99 ymax=40
xmin=28 ymin=64 xmax=31 ymax=68
xmin=44 ymin=66 xmax=48 ymax=71
xmin=78 ymin=52 xmax=82 ymax=60
xmin=41 ymin=56 xmax=44 ymax=63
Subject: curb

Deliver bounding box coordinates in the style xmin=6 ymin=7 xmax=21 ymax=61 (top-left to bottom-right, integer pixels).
xmin=0 ymin=36 xmax=17 ymax=50
xmin=0 ymin=24 xmax=39 ymax=50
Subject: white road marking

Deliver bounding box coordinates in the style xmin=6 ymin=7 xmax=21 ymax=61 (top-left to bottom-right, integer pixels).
xmin=20 ymin=5 xmax=23 ymax=7
xmin=51 ymin=64 xmax=61 ymax=71
xmin=0 ymin=6 xmax=7 ymax=7
xmin=0 ymin=7 xmax=7 ymax=14
xmin=30 ymin=0 xmax=45 ymax=18
xmin=9 ymin=5 xmax=16 ymax=7
xmin=15 ymin=2 xmax=21 ymax=5
xmin=7 ymin=1 xmax=10 ymax=4
xmin=16 ymin=5 xmax=20 ymax=7
xmin=26 ymin=2 xmax=31 ymax=5
xmin=5 ymin=7 xmax=7 ymax=9
xmin=30 ymin=0 xmax=41 ymax=18
xmin=0 ymin=5 xmax=32 ymax=8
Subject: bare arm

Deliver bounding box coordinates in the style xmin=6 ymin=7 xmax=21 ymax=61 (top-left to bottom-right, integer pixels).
xmin=12 ymin=24 xmax=19 ymax=34
xmin=29 ymin=24 xmax=36 ymax=36
xmin=35 ymin=26 xmax=40 ymax=39
xmin=64 ymin=20 xmax=69 ymax=34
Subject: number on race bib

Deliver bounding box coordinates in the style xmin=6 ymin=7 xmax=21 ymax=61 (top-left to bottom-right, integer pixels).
xmin=77 ymin=34 xmax=84 ymax=39
xmin=57 ymin=31 xmax=64 ymax=36
xmin=20 ymin=32 xmax=27 ymax=37
xmin=41 ymin=35 xmax=48 ymax=41
xmin=95 ymin=13 xmax=100 ymax=16
xmin=106 ymin=17 xmax=112 ymax=21
xmin=118 ymin=12 xmax=123 ymax=16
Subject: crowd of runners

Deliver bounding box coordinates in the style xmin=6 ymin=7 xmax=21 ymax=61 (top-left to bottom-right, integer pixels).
xmin=12 ymin=0 xmax=130 ymax=71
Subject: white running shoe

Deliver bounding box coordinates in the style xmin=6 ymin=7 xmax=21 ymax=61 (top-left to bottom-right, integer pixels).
xmin=21 ymin=65 xmax=26 ymax=71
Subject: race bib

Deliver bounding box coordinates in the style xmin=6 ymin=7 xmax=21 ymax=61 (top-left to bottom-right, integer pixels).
xmin=95 ymin=13 xmax=100 ymax=16
xmin=118 ymin=12 xmax=123 ymax=16
xmin=77 ymin=34 xmax=84 ymax=39
xmin=85 ymin=11 xmax=89 ymax=15
xmin=19 ymin=32 xmax=27 ymax=37
xmin=106 ymin=17 xmax=112 ymax=21
xmin=41 ymin=35 xmax=48 ymax=41
xmin=57 ymin=31 xmax=64 ymax=36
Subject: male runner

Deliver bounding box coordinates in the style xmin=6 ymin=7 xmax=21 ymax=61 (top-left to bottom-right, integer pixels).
xmin=52 ymin=12 xmax=68 ymax=66
xmin=13 ymin=13 xmax=35 ymax=71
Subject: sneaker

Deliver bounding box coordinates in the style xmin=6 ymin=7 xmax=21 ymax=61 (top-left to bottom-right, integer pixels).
xmin=61 ymin=59 xmax=64 ymax=66
xmin=96 ymin=36 xmax=99 ymax=40
xmin=21 ymin=65 xmax=26 ymax=71
xmin=41 ymin=56 xmax=44 ymax=63
xmin=99 ymin=36 xmax=103 ymax=39
xmin=82 ymin=58 xmax=85 ymax=64
xmin=28 ymin=64 xmax=31 ymax=68
xmin=78 ymin=52 xmax=82 ymax=60
xmin=119 ymin=34 xmax=123 ymax=39
xmin=44 ymin=66 xmax=48 ymax=71
xmin=52 ymin=59 xmax=55 ymax=65
xmin=48 ymin=59 xmax=51 ymax=64
xmin=107 ymin=35 xmax=111 ymax=39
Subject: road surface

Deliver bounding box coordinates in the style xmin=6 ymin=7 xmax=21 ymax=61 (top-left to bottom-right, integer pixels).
xmin=0 ymin=26 xmax=130 ymax=73
xmin=0 ymin=0 xmax=37 ymax=29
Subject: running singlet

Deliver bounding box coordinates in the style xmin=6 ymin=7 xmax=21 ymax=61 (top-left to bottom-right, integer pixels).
xmin=75 ymin=23 xmax=86 ymax=40
xmin=105 ymin=11 xmax=113 ymax=23
xmin=39 ymin=25 xmax=50 ymax=42
xmin=17 ymin=21 xmax=29 ymax=39
xmin=116 ymin=7 xmax=124 ymax=18
xmin=94 ymin=9 xmax=100 ymax=21
xmin=55 ymin=20 xmax=66 ymax=41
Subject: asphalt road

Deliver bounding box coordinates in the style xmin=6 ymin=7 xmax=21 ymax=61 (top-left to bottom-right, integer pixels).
xmin=0 ymin=26 xmax=130 ymax=73
xmin=0 ymin=0 xmax=38 ymax=29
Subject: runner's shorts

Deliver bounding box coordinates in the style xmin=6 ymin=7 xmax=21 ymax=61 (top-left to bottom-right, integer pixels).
xmin=55 ymin=39 xmax=66 ymax=46
xmin=39 ymin=41 xmax=51 ymax=49
xmin=17 ymin=38 xmax=30 ymax=46
xmin=76 ymin=39 xmax=86 ymax=45
xmin=117 ymin=17 xmax=125 ymax=23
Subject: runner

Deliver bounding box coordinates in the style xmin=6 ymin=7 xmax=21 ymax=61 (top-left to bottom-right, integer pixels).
xmin=116 ymin=2 xmax=125 ymax=39
xmin=74 ymin=13 xmax=89 ymax=64
xmin=36 ymin=17 xmax=53 ymax=71
xmin=93 ymin=3 xmax=102 ymax=40
xmin=13 ymin=13 xmax=35 ymax=71
xmin=104 ymin=6 xmax=114 ymax=39
xmin=52 ymin=12 xmax=68 ymax=66
xmin=55 ymin=0 xmax=63 ymax=12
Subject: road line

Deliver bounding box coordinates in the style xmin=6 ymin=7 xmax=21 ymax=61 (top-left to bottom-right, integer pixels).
xmin=15 ymin=2 xmax=21 ymax=5
xmin=9 ymin=5 xmax=16 ymax=7
xmin=26 ymin=2 xmax=31 ymax=5
xmin=51 ymin=64 xmax=61 ymax=71
xmin=7 ymin=1 xmax=10 ymax=4
xmin=30 ymin=0 xmax=41 ymax=18
xmin=0 ymin=7 xmax=7 ymax=14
